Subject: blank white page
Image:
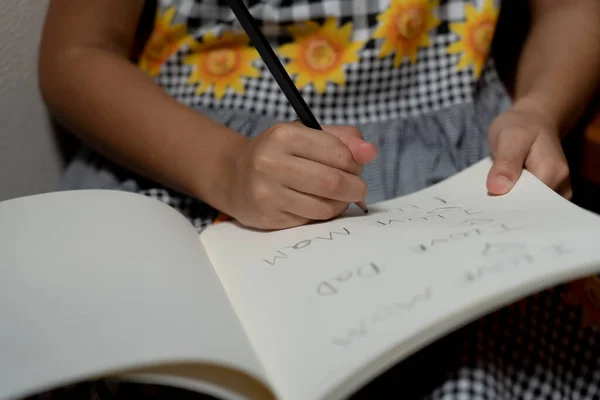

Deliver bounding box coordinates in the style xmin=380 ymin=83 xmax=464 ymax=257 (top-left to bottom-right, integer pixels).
xmin=201 ymin=157 xmax=600 ymax=400
xmin=0 ymin=190 xmax=267 ymax=399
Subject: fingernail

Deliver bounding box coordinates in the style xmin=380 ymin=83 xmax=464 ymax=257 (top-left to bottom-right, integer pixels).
xmin=496 ymin=175 xmax=513 ymax=192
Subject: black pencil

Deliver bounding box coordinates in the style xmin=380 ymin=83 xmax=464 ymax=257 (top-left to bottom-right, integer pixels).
xmin=225 ymin=0 xmax=368 ymax=213
xmin=226 ymin=0 xmax=320 ymax=130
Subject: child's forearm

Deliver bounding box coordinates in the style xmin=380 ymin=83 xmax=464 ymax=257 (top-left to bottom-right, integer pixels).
xmin=511 ymin=0 xmax=600 ymax=136
xmin=40 ymin=46 xmax=246 ymax=211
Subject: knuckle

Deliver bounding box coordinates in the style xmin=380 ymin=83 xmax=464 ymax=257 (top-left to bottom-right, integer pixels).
xmin=269 ymin=123 xmax=295 ymax=142
xmin=251 ymin=154 xmax=274 ymax=174
xmin=321 ymin=172 xmax=344 ymax=193
xmin=252 ymin=183 xmax=272 ymax=203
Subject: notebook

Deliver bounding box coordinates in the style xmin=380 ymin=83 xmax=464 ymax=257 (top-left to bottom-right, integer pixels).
xmin=1 ymin=157 xmax=599 ymax=400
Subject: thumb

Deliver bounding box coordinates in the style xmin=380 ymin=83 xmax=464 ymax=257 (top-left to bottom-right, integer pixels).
xmin=487 ymin=126 xmax=534 ymax=195
xmin=324 ymin=125 xmax=377 ymax=165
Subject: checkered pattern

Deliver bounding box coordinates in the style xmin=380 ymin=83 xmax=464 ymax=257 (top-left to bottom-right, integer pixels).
xmin=139 ymin=188 xmax=219 ymax=232
xmin=139 ymin=66 xmax=505 ymax=235
xmin=422 ymin=287 xmax=600 ymax=400
xmin=154 ymin=0 xmax=500 ymax=126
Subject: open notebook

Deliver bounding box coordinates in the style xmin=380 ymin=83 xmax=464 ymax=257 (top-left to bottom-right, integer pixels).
xmin=2 ymin=157 xmax=600 ymax=400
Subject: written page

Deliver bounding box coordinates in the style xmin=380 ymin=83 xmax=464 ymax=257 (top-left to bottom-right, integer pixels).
xmin=201 ymin=158 xmax=600 ymax=400
xmin=0 ymin=190 xmax=266 ymax=400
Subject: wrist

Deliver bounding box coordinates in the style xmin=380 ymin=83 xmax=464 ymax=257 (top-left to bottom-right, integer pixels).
xmin=187 ymin=118 xmax=249 ymax=215
xmin=511 ymin=94 xmax=562 ymax=134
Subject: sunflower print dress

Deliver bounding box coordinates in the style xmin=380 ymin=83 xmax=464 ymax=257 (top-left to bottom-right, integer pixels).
xmin=52 ymin=0 xmax=600 ymax=399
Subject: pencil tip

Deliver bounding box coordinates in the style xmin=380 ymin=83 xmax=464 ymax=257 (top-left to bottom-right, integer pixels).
xmin=355 ymin=201 xmax=368 ymax=214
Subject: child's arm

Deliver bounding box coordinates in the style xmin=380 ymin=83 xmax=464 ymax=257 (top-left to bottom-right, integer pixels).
xmin=511 ymin=0 xmax=600 ymax=136
xmin=39 ymin=0 xmax=376 ymax=230
xmin=40 ymin=0 xmax=242 ymax=206
xmin=486 ymin=0 xmax=600 ymax=198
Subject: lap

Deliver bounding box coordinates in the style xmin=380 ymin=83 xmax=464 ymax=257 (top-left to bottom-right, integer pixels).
xmin=46 ymin=76 xmax=600 ymax=399
xmin=355 ymin=279 xmax=600 ymax=399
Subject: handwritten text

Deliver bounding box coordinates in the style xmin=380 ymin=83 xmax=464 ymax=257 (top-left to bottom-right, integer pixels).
xmin=332 ymin=287 xmax=432 ymax=347
xmin=263 ymin=228 xmax=351 ymax=266
xmin=317 ymin=262 xmax=381 ymax=297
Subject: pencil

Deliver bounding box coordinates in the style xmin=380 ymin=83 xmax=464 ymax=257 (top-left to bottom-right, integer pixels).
xmin=225 ymin=0 xmax=368 ymax=213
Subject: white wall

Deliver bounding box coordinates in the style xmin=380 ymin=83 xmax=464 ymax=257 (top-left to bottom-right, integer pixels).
xmin=0 ymin=0 xmax=63 ymax=202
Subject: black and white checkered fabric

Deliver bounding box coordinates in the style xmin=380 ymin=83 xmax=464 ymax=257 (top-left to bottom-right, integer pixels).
xmin=428 ymin=286 xmax=600 ymax=399
xmin=346 ymin=284 xmax=600 ymax=400
xmin=139 ymin=188 xmax=219 ymax=232
xmin=138 ymin=0 xmax=506 ymax=232
xmin=155 ymin=0 xmax=498 ymax=126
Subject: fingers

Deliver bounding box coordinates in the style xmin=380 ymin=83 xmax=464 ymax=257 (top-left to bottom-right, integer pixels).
xmin=486 ymin=105 xmax=573 ymax=200
xmin=267 ymin=122 xmax=375 ymax=176
xmin=524 ymin=139 xmax=572 ymax=199
xmin=275 ymin=155 xmax=368 ymax=203
xmin=243 ymin=189 xmax=347 ymax=230
xmin=281 ymin=188 xmax=349 ymax=221
xmin=531 ymin=165 xmax=572 ymax=199
xmin=487 ymin=119 xmax=572 ymax=199
xmin=237 ymin=121 xmax=375 ymax=230
xmin=267 ymin=122 xmax=360 ymax=174
xmin=324 ymin=125 xmax=378 ymax=165
xmin=526 ymin=161 xmax=572 ymax=200
xmin=251 ymin=212 xmax=312 ymax=231
xmin=486 ymin=125 xmax=536 ymax=195
xmin=251 ymin=184 xmax=351 ymax=228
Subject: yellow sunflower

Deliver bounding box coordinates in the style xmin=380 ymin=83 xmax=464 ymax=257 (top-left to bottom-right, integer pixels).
xmin=183 ymin=31 xmax=261 ymax=100
xmin=277 ymin=18 xmax=365 ymax=94
xmin=139 ymin=7 xmax=193 ymax=77
xmin=373 ymin=0 xmax=440 ymax=67
xmin=447 ymin=0 xmax=499 ymax=78
xmin=562 ymin=275 xmax=600 ymax=330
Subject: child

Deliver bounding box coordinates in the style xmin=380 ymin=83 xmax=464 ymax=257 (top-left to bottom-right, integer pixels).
xmin=37 ymin=0 xmax=600 ymax=398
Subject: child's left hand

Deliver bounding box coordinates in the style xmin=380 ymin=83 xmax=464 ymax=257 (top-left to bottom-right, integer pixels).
xmin=486 ymin=100 xmax=572 ymax=199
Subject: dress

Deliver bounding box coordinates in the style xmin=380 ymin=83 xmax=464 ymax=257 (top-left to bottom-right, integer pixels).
xmin=61 ymin=0 xmax=509 ymax=231
xmin=47 ymin=0 xmax=600 ymax=398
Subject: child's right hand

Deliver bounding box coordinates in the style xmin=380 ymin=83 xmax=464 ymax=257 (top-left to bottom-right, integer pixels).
xmin=38 ymin=1 xmax=376 ymax=231
xmin=223 ymin=121 xmax=377 ymax=230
